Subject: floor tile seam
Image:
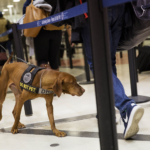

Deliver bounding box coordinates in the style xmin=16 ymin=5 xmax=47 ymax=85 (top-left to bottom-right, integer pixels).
xmin=1 ymin=129 xmax=150 ymax=141
xmin=0 ymin=113 xmax=97 ymax=131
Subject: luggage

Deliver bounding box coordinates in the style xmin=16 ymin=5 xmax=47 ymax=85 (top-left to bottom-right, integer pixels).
xmin=0 ymin=51 xmax=7 ymax=66
xmin=118 ymin=1 xmax=150 ymax=51
xmin=136 ymin=46 xmax=150 ymax=73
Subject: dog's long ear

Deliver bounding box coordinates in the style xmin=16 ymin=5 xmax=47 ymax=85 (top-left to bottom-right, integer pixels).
xmin=52 ymin=77 xmax=63 ymax=97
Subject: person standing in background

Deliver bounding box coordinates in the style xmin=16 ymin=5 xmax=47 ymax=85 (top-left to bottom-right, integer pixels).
xmin=0 ymin=11 xmax=11 ymax=69
xmin=0 ymin=12 xmax=9 ymax=52
xmin=6 ymin=20 xmax=13 ymax=63
xmin=23 ymin=0 xmax=64 ymax=70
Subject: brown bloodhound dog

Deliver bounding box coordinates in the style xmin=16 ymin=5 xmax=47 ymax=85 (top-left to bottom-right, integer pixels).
xmin=0 ymin=54 xmax=85 ymax=137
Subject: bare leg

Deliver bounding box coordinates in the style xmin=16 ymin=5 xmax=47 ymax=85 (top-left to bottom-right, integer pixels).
xmin=45 ymin=95 xmax=66 ymax=137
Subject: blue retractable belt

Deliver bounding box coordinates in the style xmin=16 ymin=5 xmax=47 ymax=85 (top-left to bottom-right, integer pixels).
xmin=0 ymin=29 xmax=12 ymax=38
xmin=102 ymin=0 xmax=132 ymax=7
xmin=17 ymin=2 xmax=88 ymax=30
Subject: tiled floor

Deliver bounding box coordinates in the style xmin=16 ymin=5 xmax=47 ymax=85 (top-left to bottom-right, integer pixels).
xmin=1 ymin=50 xmax=150 ymax=150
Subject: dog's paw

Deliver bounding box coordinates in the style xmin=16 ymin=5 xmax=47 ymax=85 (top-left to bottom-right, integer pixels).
xmin=54 ymin=130 xmax=66 ymax=137
xmin=18 ymin=122 xmax=26 ymax=129
xmin=11 ymin=128 xmax=18 ymax=134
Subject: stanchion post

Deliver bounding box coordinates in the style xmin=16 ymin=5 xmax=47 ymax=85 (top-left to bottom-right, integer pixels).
xmin=78 ymin=44 xmax=94 ymax=84
xmin=11 ymin=23 xmax=33 ymax=116
xmin=120 ymin=51 xmax=123 ymax=58
xmin=128 ymin=49 xmax=138 ymax=96
xmin=128 ymin=48 xmax=150 ymax=103
xmin=83 ymin=45 xmax=90 ymax=82
xmin=64 ymin=31 xmax=73 ymax=69
xmin=68 ymin=46 xmax=73 ymax=69
xmin=87 ymin=0 xmax=118 ymax=150
xmin=22 ymin=35 xmax=29 ymax=62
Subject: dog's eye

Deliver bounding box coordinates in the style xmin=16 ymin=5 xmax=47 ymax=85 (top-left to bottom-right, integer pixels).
xmin=70 ymin=81 xmax=74 ymax=84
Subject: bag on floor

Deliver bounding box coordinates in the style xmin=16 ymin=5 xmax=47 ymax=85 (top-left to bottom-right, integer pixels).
xmin=118 ymin=1 xmax=150 ymax=51
xmin=0 ymin=52 xmax=7 ymax=66
xmin=137 ymin=46 xmax=150 ymax=73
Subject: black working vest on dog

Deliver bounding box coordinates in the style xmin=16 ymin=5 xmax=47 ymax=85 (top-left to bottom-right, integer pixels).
xmin=20 ymin=65 xmax=53 ymax=94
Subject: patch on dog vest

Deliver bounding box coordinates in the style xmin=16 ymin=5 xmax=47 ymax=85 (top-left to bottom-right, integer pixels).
xmin=23 ymin=72 xmax=32 ymax=83
xmin=20 ymin=65 xmax=53 ymax=94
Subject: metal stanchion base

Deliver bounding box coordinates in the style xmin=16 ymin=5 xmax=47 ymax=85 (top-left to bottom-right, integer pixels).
xmin=24 ymin=100 xmax=33 ymax=116
xmin=79 ymin=80 xmax=94 ymax=85
xmin=129 ymin=95 xmax=150 ymax=104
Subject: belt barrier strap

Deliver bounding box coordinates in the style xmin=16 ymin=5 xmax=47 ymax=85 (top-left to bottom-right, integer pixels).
xmin=17 ymin=2 xmax=88 ymax=30
xmin=0 ymin=29 xmax=12 ymax=38
xmin=103 ymin=0 xmax=131 ymax=7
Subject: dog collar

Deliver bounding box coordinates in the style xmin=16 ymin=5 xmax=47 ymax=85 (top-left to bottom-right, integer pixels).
xmin=20 ymin=65 xmax=54 ymax=95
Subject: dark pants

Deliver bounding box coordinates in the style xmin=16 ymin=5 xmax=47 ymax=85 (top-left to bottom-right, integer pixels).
xmin=0 ymin=41 xmax=7 ymax=52
xmin=34 ymin=28 xmax=62 ymax=69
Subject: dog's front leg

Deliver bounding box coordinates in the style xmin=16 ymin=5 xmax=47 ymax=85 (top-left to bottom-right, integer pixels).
xmin=11 ymin=97 xmax=24 ymax=134
xmin=45 ymin=95 xmax=66 ymax=137
xmin=9 ymin=84 xmax=26 ymax=129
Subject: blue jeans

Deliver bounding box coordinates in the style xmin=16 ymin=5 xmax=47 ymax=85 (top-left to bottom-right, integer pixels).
xmin=6 ymin=40 xmax=12 ymax=56
xmin=80 ymin=4 xmax=135 ymax=113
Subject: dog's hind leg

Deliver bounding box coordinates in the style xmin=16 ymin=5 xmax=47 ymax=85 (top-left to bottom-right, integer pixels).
xmin=0 ymin=70 xmax=9 ymax=121
xmin=9 ymin=84 xmax=26 ymax=129
xmin=45 ymin=95 xmax=66 ymax=137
